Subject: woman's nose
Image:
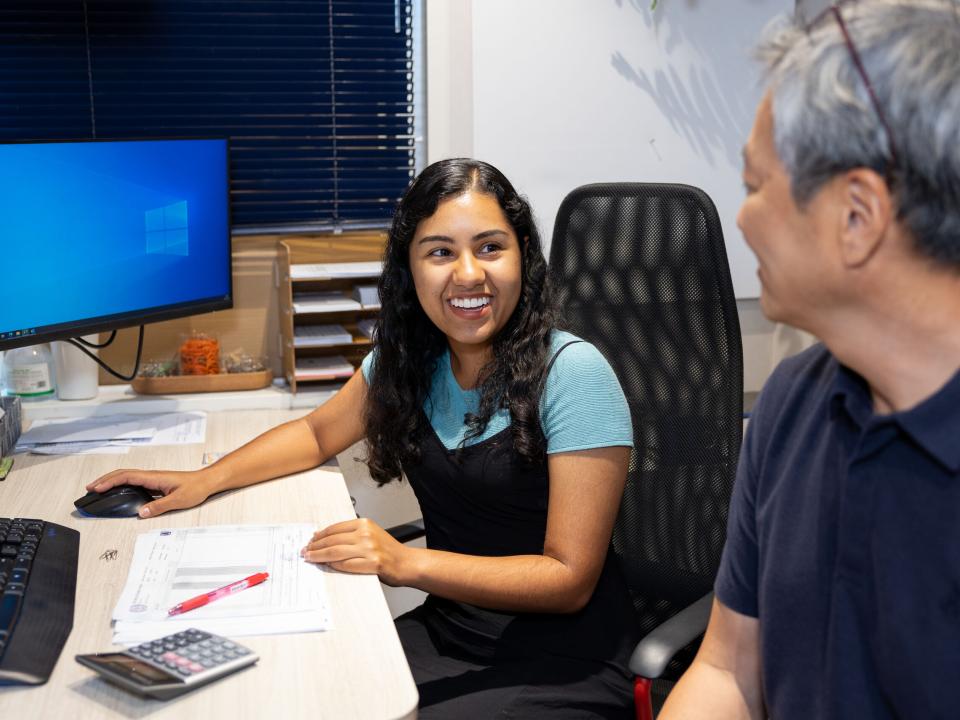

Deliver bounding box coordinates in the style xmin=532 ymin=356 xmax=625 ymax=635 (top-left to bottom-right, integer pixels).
xmin=453 ymin=253 xmax=484 ymax=287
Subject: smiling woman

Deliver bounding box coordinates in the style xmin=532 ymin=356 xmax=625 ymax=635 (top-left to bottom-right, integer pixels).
xmin=367 ymin=159 xmax=557 ymax=479
xmin=89 ymin=159 xmax=638 ymax=718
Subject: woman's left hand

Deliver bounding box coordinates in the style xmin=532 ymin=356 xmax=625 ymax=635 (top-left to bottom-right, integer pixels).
xmin=301 ymin=518 xmax=413 ymax=586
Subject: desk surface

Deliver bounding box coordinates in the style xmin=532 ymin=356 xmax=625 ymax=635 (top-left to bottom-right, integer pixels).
xmin=0 ymin=409 xmax=418 ymax=719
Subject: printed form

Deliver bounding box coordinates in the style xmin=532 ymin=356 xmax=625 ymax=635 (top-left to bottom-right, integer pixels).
xmin=112 ymin=524 xmax=332 ymax=644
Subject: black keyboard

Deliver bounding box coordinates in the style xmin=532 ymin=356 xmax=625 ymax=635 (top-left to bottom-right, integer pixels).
xmin=0 ymin=518 xmax=79 ymax=685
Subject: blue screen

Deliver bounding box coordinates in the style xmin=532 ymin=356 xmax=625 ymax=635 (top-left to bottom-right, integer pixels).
xmin=0 ymin=138 xmax=230 ymax=344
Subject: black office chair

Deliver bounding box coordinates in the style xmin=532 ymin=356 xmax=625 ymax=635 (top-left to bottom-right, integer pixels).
xmin=548 ymin=183 xmax=743 ymax=720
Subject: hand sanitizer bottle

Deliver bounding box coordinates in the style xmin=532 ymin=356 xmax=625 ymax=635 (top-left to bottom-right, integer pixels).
xmin=2 ymin=343 xmax=57 ymax=401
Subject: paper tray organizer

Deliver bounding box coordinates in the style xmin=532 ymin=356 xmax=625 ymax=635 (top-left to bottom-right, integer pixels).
xmin=131 ymin=369 xmax=273 ymax=394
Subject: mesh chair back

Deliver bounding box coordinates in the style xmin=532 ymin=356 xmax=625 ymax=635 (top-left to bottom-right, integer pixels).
xmin=549 ymin=183 xmax=743 ymax=649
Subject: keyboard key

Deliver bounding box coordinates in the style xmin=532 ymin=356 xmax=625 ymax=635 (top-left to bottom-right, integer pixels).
xmin=0 ymin=591 xmax=24 ymax=635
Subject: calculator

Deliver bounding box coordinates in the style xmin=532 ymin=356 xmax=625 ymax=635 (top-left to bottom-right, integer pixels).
xmin=76 ymin=628 xmax=258 ymax=700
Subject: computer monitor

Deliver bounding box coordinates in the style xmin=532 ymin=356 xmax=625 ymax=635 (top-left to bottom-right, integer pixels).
xmin=0 ymin=137 xmax=232 ymax=352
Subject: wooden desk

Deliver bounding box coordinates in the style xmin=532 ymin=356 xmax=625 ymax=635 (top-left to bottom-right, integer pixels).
xmin=0 ymin=410 xmax=418 ymax=719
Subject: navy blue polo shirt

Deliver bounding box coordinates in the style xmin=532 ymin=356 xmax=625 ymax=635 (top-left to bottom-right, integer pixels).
xmin=716 ymin=344 xmax=960 ymax=719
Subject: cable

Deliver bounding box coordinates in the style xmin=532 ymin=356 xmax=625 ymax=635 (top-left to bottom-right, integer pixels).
xmin=75 ymin=330 xmax=116 ymax=349
xmin=65 ymin=326 xmax=144 ymax=382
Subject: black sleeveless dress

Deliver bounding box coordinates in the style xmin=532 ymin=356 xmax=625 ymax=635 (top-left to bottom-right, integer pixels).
xmin=394 ymin=348 xmax=638 ymax=718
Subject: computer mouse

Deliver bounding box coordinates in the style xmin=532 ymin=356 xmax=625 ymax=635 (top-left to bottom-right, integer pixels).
xmin=74 ymin=484 xmax=156 ymax=518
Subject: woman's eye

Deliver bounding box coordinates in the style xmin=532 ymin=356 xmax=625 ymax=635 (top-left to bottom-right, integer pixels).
xmin=479 ymin=242 xmax=501 ymax=254
xmin=427 ymin=247 xmax=451 ymax=258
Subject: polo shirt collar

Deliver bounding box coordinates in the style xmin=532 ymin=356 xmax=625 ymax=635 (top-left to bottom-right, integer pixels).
xmin=830 ymin=360 xmax=960 ymax=473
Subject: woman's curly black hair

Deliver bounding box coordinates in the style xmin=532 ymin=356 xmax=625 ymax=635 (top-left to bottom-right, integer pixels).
xmin=364 ymin=158 xmax=557 ymax=485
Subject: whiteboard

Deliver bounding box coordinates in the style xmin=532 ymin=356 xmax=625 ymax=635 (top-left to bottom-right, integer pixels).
xmin=471 ymin=0 xmax=794 ymax=299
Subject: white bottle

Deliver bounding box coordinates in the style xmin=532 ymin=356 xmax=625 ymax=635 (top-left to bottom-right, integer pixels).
xmin=2 ymin=343 xmax=57 ymax=401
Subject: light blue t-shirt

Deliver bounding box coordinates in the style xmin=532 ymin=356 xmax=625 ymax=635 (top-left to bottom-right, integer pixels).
xmin=361 ymin=330 xmax=633 ymax=453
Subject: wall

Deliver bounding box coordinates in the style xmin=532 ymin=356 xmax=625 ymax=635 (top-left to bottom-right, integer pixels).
xmin=426 ymin=0 xmax=817 ymax=392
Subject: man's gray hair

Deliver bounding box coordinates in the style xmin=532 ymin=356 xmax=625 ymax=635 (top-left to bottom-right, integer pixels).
xmin=758 ymin=0 xmax=960 ymax=266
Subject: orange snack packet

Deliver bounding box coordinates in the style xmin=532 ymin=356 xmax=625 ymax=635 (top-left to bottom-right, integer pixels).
xmin=179 ymin=334 xmax=220 ymax=375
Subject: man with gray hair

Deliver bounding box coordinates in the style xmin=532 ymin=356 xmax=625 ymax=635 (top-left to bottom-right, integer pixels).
xmin=661 ymin=2 xmax=960 ymax=718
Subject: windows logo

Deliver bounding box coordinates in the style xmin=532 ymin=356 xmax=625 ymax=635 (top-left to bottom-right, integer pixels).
xmin=145 ymin=200 xmax=189 ymax=256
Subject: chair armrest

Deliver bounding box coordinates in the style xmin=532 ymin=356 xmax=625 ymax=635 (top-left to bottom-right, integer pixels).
xmin=628 ymin=592 xmax=713 ymax=680
xmin=385 ymin=518 xmax=425 ymax=544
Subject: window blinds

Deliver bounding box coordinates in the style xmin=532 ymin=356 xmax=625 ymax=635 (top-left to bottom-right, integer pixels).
xmin=0 ymin=1 xmax=416 ymax=229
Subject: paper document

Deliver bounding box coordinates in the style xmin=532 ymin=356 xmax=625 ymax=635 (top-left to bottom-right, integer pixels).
xmin=16 ymin=412 xmax=206 ymax=454
xmin=30 ymin=441 xmax=130 ymax=455
xmin=293 ymin=324 xmax=353 ymax=348
xmin=18 ymin=415 xmax=156 ymax=446
xmin=292 ymin=291 xmax=362 ymax=314
xmin=290 ymin=261 xmax=383 ymax=280
xmin=112 ymin=524 xmax=332 ymax=645
xmin=294 ymin=355 xmax=355 ymax=380
xmin=147 ymin=412 xmax=207 ymax=445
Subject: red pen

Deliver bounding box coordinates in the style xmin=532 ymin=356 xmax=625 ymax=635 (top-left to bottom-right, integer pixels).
xmin=168 ymin=572 xmax=269 ymax=616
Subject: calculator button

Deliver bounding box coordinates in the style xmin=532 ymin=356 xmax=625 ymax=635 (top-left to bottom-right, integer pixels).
xmin=164 ymin=660 xmax=179 ymax=670
xmin=200 ymin=648 xmax=213 ymax=657
xmin=199 ymin=659 xmax=215 ymax=668
xmin=211 ymin=654 xmax=225 ymax=663
xmin=199 ymin=640 xmax=212 ymax=648
xmin=221 ymin=641 xmax=236 ymax=649
xmin=175 ymin=656 xmax=190 ymax=667
xmin=161 ymin=651 xmax=178 ymax=662
xmin=176 ymin=666 xmax=192 ymax=676
xmin=234 ymin=647 xmax=250 ymax=656
xmin=187 ymin=662 xmax=204 ymax=673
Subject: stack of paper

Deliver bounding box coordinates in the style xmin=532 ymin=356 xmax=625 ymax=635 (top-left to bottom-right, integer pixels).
xmin=293 ymin=324 xmax=353 ymax=348
xmin=351 ymin=284 xmax=381 ymax=309
xmin=112 ymin=524 xmax=332 ymax=644
xmin=294 ymin=356 xmax=355 ymax=380
xmin=16 ymin=412 xmax=206 ymax=455
xmin=357 ymin=319 xmax=377 ymax=340
xmin=292 ymin=291 xmax=362 ymax=314
xmin=290 ymin=261 xmax=383 ymax=280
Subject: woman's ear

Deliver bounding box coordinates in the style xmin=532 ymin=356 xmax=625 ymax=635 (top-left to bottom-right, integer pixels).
xmin=838 ymin=168 xmax=894 ymax=268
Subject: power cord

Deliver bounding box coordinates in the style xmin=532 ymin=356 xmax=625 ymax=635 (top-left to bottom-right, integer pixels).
xmin=74 ymin=330 xmax=116 ymax=349
xmin=65 ymin=326 xmax=144 ymax=382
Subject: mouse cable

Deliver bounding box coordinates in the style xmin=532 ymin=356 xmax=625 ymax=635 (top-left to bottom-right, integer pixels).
xmin=65 ymin=325 xmax=144 ymax=382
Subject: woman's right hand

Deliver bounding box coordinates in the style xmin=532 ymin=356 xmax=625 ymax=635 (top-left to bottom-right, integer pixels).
xmin=85 ymin=469 xmax=215 ymax=518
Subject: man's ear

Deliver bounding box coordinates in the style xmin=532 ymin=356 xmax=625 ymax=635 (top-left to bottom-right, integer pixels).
xmin=838 ymin=168 xmax=894 ymax=268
